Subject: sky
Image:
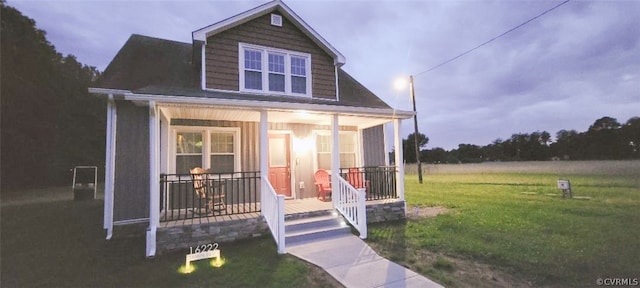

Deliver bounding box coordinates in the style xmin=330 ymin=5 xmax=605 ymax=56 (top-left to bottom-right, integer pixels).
xmin=8 ymin=0 xmax=640 ymax=150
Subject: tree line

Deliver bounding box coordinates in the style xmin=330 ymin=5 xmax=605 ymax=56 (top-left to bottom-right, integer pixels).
xmin=1 ymin=2 xmax=106 ymax=189
xmin=401 ymin=116 xmax=640 ymax=164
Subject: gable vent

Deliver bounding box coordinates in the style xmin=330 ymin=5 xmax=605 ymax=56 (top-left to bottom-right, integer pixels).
xmin=270 ymin=14 xmax=282 ymax=27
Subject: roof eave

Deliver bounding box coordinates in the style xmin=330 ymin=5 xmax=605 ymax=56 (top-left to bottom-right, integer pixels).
xmin=88 ymin=87 xmax=414 ymax=119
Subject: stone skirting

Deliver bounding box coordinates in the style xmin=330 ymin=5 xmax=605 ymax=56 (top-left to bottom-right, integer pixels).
xmin=156 ymin=216 xmax=268 ymax=254
xmin=366 ymin=200 xmax=406 ymax=223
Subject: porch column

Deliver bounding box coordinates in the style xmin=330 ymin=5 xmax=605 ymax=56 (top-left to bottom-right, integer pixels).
xmin=147 ymin=101 xmax=160 ymax=258
xmin=394 ymin=119 xmax=405 ymax=201
xmin=260 ymin=110 xmax=268 ymax=214
xmin=103 ymin=95 xmax=117 ymax=240
xmin=331 ymin=114 xmax=340 ymax=206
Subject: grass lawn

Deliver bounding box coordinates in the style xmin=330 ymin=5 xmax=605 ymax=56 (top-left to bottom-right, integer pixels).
xmin=0 ymin=187 xmax=341 ymax=287
xmin=367 ymin=162 xmax=640 ymax=287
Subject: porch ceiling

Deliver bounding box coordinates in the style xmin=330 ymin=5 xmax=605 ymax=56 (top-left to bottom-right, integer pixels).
xmin=159 ymin=105 xmax=392 ymax=129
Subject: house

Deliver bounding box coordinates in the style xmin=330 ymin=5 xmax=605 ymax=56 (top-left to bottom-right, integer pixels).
xmin=90 ymin=0 xmax=414 ymax=257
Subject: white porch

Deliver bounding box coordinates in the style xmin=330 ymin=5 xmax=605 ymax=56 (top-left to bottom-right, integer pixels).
xmin=102 ymin=97 xmax=412 ymax=257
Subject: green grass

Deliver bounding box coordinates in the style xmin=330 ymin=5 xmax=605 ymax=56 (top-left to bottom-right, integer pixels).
xmin=0 ymin=194 xmax=339 ymax=287
xmin=368 ymin=169 xmax=640 ymax=287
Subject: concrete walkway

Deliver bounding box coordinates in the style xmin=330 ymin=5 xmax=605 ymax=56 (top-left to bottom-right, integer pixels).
xmin=287 ymin=234 xmax=443 ymax=288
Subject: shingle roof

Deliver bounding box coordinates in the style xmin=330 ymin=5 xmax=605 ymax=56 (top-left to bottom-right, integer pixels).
xmin=94 ymin=34 xmax=391 ymax=109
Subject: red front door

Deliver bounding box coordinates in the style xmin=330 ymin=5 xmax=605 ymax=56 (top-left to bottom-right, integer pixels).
xmin=268 ymin=133 xmax=291 ymax=197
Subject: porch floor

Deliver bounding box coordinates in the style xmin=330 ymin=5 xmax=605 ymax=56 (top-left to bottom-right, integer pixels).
xmin=285 ymin=198 xmax=334 ymax=214
xmin=159 ymin=197 xmax=401 ymax=228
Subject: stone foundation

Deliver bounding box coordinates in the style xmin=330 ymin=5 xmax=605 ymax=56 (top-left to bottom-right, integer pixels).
xmin=366 ymin=200 xmax=406 ymax=223
xmin=156 ymin=216 xmax=268 ymax=254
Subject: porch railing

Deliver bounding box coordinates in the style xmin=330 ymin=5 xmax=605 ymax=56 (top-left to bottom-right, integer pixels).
xmin=261 ymin=176 xmax=285 ymax=254
xmin=339 ymin=166 xmax=398 ymax=201
xmin=159 ymin=171 xmax=260 ymax=222
xmin=334 ymin=174 xmax=367 ymax=239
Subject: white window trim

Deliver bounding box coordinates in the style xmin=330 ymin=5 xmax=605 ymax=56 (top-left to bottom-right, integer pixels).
xmin=312 ymin=130 xmax=360 ymax=173
xmin=239 ymin=42 xmax=312 ymax=97
xmin=171 ymin=126 xmax=241 ymax=174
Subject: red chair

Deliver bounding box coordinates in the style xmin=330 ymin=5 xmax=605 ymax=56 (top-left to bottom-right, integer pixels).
xmin=314 ymin=170 xmax=332 ymax=201
xmin=347 ymin=168 xmax=369 ymax=194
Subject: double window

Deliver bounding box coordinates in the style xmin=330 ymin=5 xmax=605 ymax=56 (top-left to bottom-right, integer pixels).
xmin=175 ymin=128 xmax=240 ymax=175
xmin=315 ymin=132 xmax=358 ymax=170
xmin=240 ymin=43 xmax=311 ymax=97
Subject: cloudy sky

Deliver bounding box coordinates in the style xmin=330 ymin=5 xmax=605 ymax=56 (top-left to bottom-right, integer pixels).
xmin=9 ymin=0 xmax=640 ymax=150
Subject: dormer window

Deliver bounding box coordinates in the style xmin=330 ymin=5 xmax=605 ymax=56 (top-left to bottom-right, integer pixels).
xmin=239 ymin=43 xmax=312 ymax=97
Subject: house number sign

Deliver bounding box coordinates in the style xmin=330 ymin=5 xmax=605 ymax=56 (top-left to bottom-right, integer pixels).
xmin=186 ymin=243 xmax=220 ymax=268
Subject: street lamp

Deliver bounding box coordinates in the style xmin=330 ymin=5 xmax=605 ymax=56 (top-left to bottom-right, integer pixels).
xmin=395 ymin=76 xmax=423 ymax=184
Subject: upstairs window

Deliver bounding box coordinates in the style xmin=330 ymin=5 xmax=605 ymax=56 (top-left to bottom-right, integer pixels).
xmin=244 ymin=50 xmax=262 ymax=90
xmin=291 ymin=56 xmax=307 ymax=94
xmin=268 ymin=53 xmax=285 ymax=92
xmin=239 ymin=43 xmax=312 ymax=97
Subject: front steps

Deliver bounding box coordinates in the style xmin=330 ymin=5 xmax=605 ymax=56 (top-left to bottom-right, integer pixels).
xmin=285 ymin=210 xmax=352 ymax=246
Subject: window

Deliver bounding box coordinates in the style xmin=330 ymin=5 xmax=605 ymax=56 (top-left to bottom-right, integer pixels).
xmin=174 ymin=128 xmax=240 ymax=175
xmin=316 ymin=134 xmax=331 ymax=170
xmin=244 ymin=49 xmax=262 ymax=90
xmin=268 ymin=53 xmax=285 ymax=92
xmin=315 ymin=132 xmax=357 ymax=170
xmin=339 ymin=134 xmax=356 ymax=168
xmin=176 ymin=132 xmax=203 ymax=174
xmin=239 ymin=43 xmax=311 ymax=96
xmin=291 ymin=56 xmax=307 ymax=94
xmin=210 ymin=132 xmax=236 ymax=174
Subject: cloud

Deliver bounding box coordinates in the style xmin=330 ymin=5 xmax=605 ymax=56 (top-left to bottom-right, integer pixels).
xmin=8 ymin=0 xmax=639 ymax=150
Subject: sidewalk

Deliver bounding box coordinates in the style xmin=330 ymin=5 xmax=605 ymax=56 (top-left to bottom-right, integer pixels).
xmin=287 ymin=234 xmax=443 ymax=288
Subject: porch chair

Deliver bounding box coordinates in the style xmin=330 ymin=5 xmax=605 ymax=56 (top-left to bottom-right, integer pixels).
xmin=347 ymin=167 xmax=370 ymax=194
xmin=314 ymin=170 xmax=332 ymax=202
xmin=190 ymin=167 xmax=226 ymax=214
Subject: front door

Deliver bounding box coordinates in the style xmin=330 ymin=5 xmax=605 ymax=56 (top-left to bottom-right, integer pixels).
xmin=268 ymin=133 xmax=291 ymax=197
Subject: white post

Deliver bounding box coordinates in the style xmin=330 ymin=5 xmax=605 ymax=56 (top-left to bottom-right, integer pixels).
xmin=331 ymin=114 xmax=340 ymax=207
xmin=103 ymin=96 xmax=117 ymax=240
xmin=260 ymin=110 xmax=268 ymax=215
xmin=277 ymin=195 xmax=285 ymax=254
xmin=357 ymin=188 xmax=367 ymax=239
xmin=147 ymin=101 xmax=160 ymax=258
xmin=394 ymin=119 xmax=405 ymax=201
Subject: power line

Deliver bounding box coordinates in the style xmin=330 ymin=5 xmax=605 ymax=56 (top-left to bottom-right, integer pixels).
xmin=414 ymin=0 xmax=570 ymax=77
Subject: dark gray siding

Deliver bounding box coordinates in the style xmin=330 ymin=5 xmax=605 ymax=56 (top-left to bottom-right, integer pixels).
xmin=205 ymin=12 xmax=336 ymax=99
xmin=363 ymin=125 xmax=386 ymax=167
xmin=114 ymin=101 xmax=150 ymax=222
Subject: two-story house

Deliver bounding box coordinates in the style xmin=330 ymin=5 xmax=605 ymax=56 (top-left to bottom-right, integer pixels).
xmin=90 ymin=0 xmax=414 ymax=257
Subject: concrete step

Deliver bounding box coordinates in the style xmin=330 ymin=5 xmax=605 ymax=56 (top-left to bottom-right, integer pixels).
xmin=285 ymin=225 xmax=352 ymax=246
xmin=286 ymin=214 xmax=344 ymax=233
xmin=285 ymin=213 xmax=352 ymax=245
xmin=284 ymin=209 xmax=334 ymax=221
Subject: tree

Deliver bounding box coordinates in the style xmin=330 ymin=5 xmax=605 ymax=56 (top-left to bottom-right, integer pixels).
xmin=585 ymin=116 xmax=627 ymax=159
xmin=453 ymin=144 xmax=484 ymax=163
xmin=551 ymin=129 xmax=581 ymax=160
xmin=424 ymin=147 xmax=448 ymax=164
xmin=621 ymin=117 xmax=640 ymax=158
xmin=402 ymin=132 xmax=429 ymax=163
xmin=1 ymin=3 xmax=105 ymax=189
xmin=589 ymin=116 xmax=621 ymax=132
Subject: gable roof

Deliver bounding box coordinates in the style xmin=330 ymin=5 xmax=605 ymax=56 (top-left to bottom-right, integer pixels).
xmin=95 ymin=34 xmax=199 ymax=91
xmin=93 ymin=34 xmax=391 ymax=110
xmin=192 ymin=0 xmax=345 ymax=65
